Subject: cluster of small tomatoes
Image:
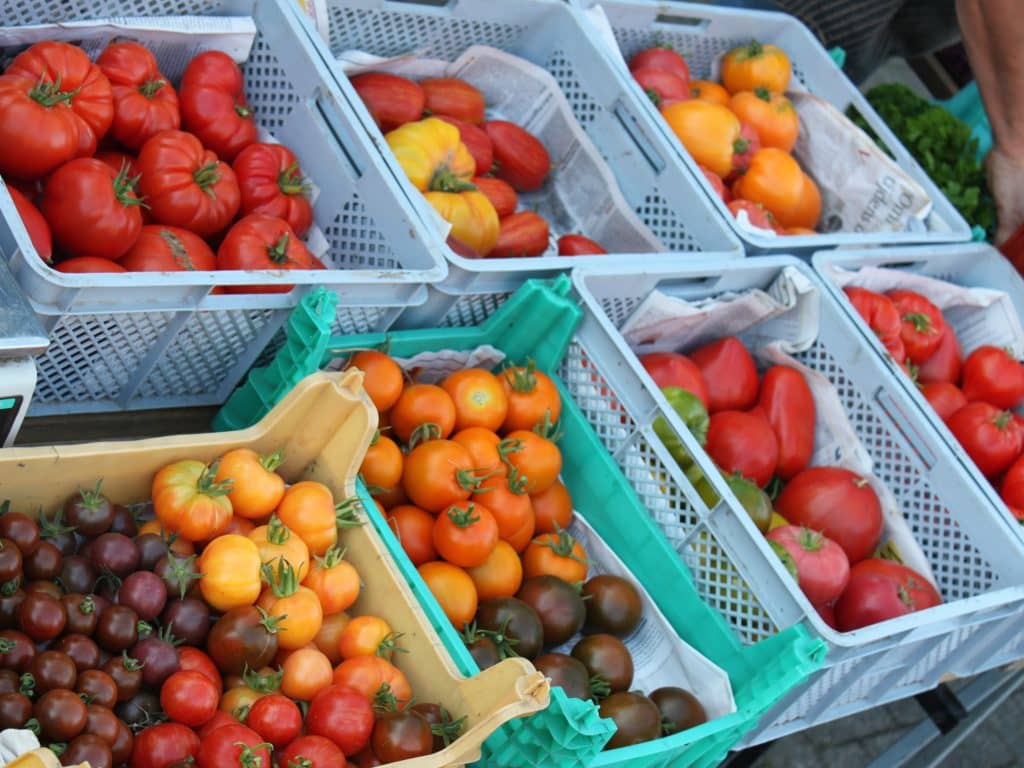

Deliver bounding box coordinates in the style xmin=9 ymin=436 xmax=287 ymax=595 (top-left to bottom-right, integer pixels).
xmin=350 ymin=71 xmax=608 ymax=259
xmin=1 ymin=39 xmax=321 ymax=288
xmin=627 ymin=41 xmax=821 ymax=235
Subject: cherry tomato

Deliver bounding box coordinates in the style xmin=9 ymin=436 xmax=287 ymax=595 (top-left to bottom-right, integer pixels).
xmin=418 ymin=561 xmax=477 ymax=629
xmin=246 ymin=692 xmax=302 ymax=748
xmin=441 ymin=368 xmax=509 ymax=432
xmin=347 ymin=350 xmax=404 ymax=413
xmin=161 ymin=670 xmax=219 ymax=727
xmin=523 ymin=531 xmax=588 ymax=583
xmin=276 ymin=481 xmax=339 ymax=556
xmin=130 ymin=722 xmax=199 ymax=768
xmin=278 ymin=735 xmax=346 ymax=768
xmin=332 ymin=656 xmax=411 ymax=705
xmin=433 ymin=500 xmax=500 ymax=568
xmin=530 ymin=480 xmax=574 ymax=535
xmin=402 ymin=439 xmax=483 ymax=513
xmin=281 ymin=647 xmax=334 ymax=701
xmin=467 ymin=540 xmax=523 ymax=600
xmin=372 ymin=709 xmax=434 ymax=762
xmin=501 ymin=363 xmax=562 ymax=432
xmin=339 ymin=615 xmax=398 ymax=660
xmin=196 ymin=722 xmax=270 ymax=768
xmin=214 ymin=447 xmax=286 ymax=520
xmin=386 ymin=505 xmax=438 ymax=566
xmin=314 ymin=612 xmax=351 ymax=666
xmin=360 ymin=433 xmax=404 ymax=491
xmin=501 ymin=431 xmax=562 ymax=494
xmin=306 ymin=684 xmax=375 ymax=756
xmin=176 ymin=647 xmax=222 ymax=692
xmin=390 ymin=384 xmax=457 ymax=445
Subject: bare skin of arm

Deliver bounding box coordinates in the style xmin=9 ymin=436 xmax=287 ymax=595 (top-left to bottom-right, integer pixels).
xmin=956 ymin=0 xmax=1024 ymax=243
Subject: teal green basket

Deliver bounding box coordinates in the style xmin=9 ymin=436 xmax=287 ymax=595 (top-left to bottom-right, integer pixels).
xmin=216 ymin=278 xmax=826 ymax=768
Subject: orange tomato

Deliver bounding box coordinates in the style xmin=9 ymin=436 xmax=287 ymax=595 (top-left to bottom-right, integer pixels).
xmin=721 ymin=41 xmax=791 ymax=94
xmin=199 ymin=534 xmax=262 ymax=611
xmin=479 ymin=474 xmax=534 ymax=544
xmin=522 ymin=530 xmax=588 ymax=583
xmin=371 ymin=483 xmax=409 ymax=511
xmin=788 ymin=172 xmax=821 ymax=230
xmin=359 ymin=433 xmax=404 ymax=491
xmin=441 ymin=368 xmax=509 ymax=432
xmin=530 ymin=479 xmax=574 ymax=535
xmin=313 ymin=612 xmax=351 ymax=666
xmin=690 ymin=79 xmax=730 ymax=106
xmin=500 ymin=363 xmax=562 ymax=433
xmin=432 ymin=500 xmax=499 ymax=568
xmin=501 ymin=431 xmax=562 ymax=494
xmin=280 ymin=647 xmax=334 ymax=700
xmin=452 ymin=427 xmax=506 ymax=477
xmin=220 ymin=516 xmax=255 ymax=538
xmin=401 ymin=439 xmax=485 ymax=513
xmin=661 ymin=100 xmax=740 ymax=179
xmin=786 ymin=226 xmax=818 ymax=235
xmin=418 ymin=561 xmax=477 ymax=629
xmin=332 ymin=656 xmax=411 ymax=705
xmin=137 ymin=520 xmax=194 ymax=556
xmin=386 ymin=505 xmax=438 ymax=566
xmin=348 ymin=350 xmax=404 ymax=413
xmin=304 ymin=546 xmax=360 ymax=614
xmin=152 ymin=459 xmax=233 ymax=542
xmin=249 ymin=515 xmax=311 ymax=581
xmin=466 ymin=540 xmax=522 ymax=600
xmin=339 ymin=615 xmax=398 ymax=660
xmin=258 ymin=560 xmax=324 ymax=650
xmin=219 ymin=667 xmax=281 ymax=712
xmin=503 ymin=513 xmax=535 ymax=553
xmin=214 ymin=448 xmax=286 ymax=520
xmin=276 ymin=481 xmax=338 ymax=556
xmin=732 ymin=148 xmax=805 ymax=228
xmin=389 ymin=384 xmax=456 ymax=445
xmin=729 ymin=88 xmax=798 ymax=151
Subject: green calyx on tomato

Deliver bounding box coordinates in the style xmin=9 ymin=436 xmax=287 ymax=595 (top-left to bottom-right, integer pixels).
xmin=259 ymin=449 xmax=285 ymax=472
xmin=237 ymin=741 xmax=273 ymax=768
xmin=265 ymin=515 xmax=292 ymax=545
xmin=265 ymin=233 xmax=295 ymax=267
xmin=429 ymin=168 xmax=477 ymax=194
xmin=192 ymin=160 xmax=224 ymax=193
xmin=504 ymin=360 xmax=539 ymax=393
xmin=314 ymin=545 xmax=348 ymax=570
xmin=163 ymin=552 xmax=200 ymax=599
xmin=653 ymin=386 xmax=709 ymax=469
xmin=112 ymin=162 xmax=146 ymax=208
xmin=37 ymin=506 xmax=75 ymax=540
xmin=540 ymin=527 xmax=589 ymax=565
xmin=28 ymin=73 xmax=78 ymax=108
xmin=277 ymin=161 xmax=311 ymax=197
xmin=137 ymin=77 xmax=167 ymax=99
xmin=754 ymin=86 xmax=772 ymax=102
xmin=445 ymin=503 xmax=481 ymax=529
xmin=372 ymin=681 xmax=408 ymax=713
xmin=234 ymin=103 xmax=253 ymax=120
xmin=589 ymin=673 xmax=612 ymax=702
xmin=737 ymin=40 xmax=765 ymax=61
xmin=531 ymin=411 xmax=562 ymax=442
xmin=254 ymin=606 xmax=284 ymax=635
xmin=902 ymin=312 xmax=938 ymax=334
xmin=243 ymin=664 xmax=283 ymax=693
xmin=261 ymin=558 xmax=301 ymax=598
xmin=334 ymin=497 xmax=364 ymax=529
xmin=426 ymin=706 xmax=466 ymax=747
xmin=375 ymin=632 xmax=407 ymax=659
xmin=409 ymin=422 xmax=443 ymax=448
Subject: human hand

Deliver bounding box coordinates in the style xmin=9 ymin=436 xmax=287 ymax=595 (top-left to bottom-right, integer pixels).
xmin=986 ymin=146 xmax=1024 ymax=245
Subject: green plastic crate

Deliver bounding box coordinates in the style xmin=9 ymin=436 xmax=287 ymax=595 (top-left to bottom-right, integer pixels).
xmin=216 ymin=278 xmax=826 ymax=767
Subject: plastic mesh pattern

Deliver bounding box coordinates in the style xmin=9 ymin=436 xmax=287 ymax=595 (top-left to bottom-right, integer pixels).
xmin=243 ymin=33 xmax=302 ymax=132
xmin=545 ymin=50 xmax=600 ymax=126
xmin=439 ymin=293 xmax=512 ymax=329
xmin=636 ymin=193 xmax=702 ymax=252
xmin=322 ymin=197 xmax=400 ymax=270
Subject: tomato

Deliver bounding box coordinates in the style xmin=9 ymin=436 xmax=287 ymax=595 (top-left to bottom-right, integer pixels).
xmin=212 ymin=447 xmax=286 ymax=520
xmin=483 ymin=121 xmax=551 ymax=192
xmin=433 ymin=500 xmax=499 ymax=568
xmin=176 ymin=647 xmax=221 ymax=692
xmin=844 ymin=287 xmax=906 ymax=362
xmin=333 ymin=655 xmax=411 ymax=705
xmin=472 ymin=175 xmax=516 ymax=217
xmin=960 ymin=345 xmax=1024 ymax=409
xmin=501 ymin=363 xmax=562 ymax=432
xmin=501 ymin=430 xmax=562 ymax=494
xmin=631 ymin=66 xmax=690 ymax=108
xmin=307 ymin=684 xmax=375 ymax=756
xmin=179 ymin=51 xmax=256 ymax=162
xmin=731 ymin=148 xmax=804 ymax=228
xmin=916 ymin=328 xmax=962 ymax=385
xmin=730 ymin=88 xmax=798 ymax=151
xmin=258 ymin=560 xmax=323 ymax=650
xmin=690 ymin=79 xmax=730 ymax=106
xmin=387 ymin=117 xmax=475 ymax=192
xmin=1001 ymin=453 xmax=1024 ymax=510
xmin=661 ymin=99 xmax=739 ymax=178
xmin=557 ymin=234 xmax=607 ymax=255
xmin=197 ymin=722 xmax=270 ymax=768
xmin=137 ymin=129 xmax=240 ymax=236
xmin=629 ymin=47 xmax=690 ymax=82
xmin=758 ymin=366 xmax=815 ymax=480
xmin=531 ymin=480 xmax=574 ymax=535
xmin=350 ymin=72 xmax=425 ymax=132
xmin=118 ymin=225 xmax=214 ymax=272
xmin=390 ymin=384 xmax=457 ymax=445
xmin=314 ymin=614 xmax=351 ymax=666
xmin=197 ymin=710 xmax=236 ymax=742
xmin=280 ymin=647 xmax=333 ymax=701
xmin=420 ymin=77 xmax=485 ymax=124
xmin=304 ymin=546 xmax=359 ymax=615
xmin=216 ymin=214 xmax=318 ymax=294
xmin=348 ymin=350 xmax=404 ymax=412
xmin=232 ymin=142 xmax=313 ymax=238
xmin=160 ymin=670 xmax=219 ymax=727
xmin=639 ymin=352 xmax=709 ymax=409
xmin=775 ymin=467 xmax=883 ymax=564
xmin=42 ymin=158 xmax=143 ymax=260
xmin=689 ymin=336 xmax=759 ymax=413
xmin=467 ymin=539 xmax=523 ymax=600
xmin=523 ymin=531 xmax=588 ymax=583
xmin=728 ymin=199 xmax=775 ymax=230
xmin=248 ymin=516 xmax=310 ymax=581
xmin=699 ymin=165 xmax=731 ymax=204
xmin=130 ymin=722 xmax=199 ymax=768
xmin=426 ymin=188 xmax=501 ymax=257
xmin=730 ymin=122 xmax=761 ymax=179
xmin=441 ymin=368 xmax=509 ymax=431
xmin=948 ymin=402 xmax=1023 ymax=477
xmin=7 ymin=186 xmax=52 ymax=263
xmin=789 ymin=172 xmax=822 ymax=230
xmin=418 ymin=561 xmax=477 ymax=629
xmin=920 ymin=381 xmax=967 ymax=422
xmin=0 ymin=42 xmax=112 ymax=180
xmin=572 ymin=633 xmax=633 ymax=693
xmin=279 ymin=735 xmax=346 ymax=768
xmin=276 ymin=481 xmax=338 ymax=556
xmin=721 ymin=41 xmax=791 ymax=94
xmin=599 ymin=692 xmax=662 ymax=749
xmin=705 ymin=410 xmax=778 ymax=487
xmin=452 ymin=427 xmax=506 ymax=477
xmin=386 ymin=505 xmax=438 ymax=566
xmin=835 ymin=559 xmax=942 ymax=631
xmin=489 ymin=211 xmax=550 ymax=258
xmin=153 ymin=459 xmax=232 ymax=541
xmin=242 ymin=693 xmax=302 ymax=749
xmin=97 ymin=42 xmax=179 ymax=150
xmin=884 ymin=290 xmax=948 ymax=365
xmin=767 ymin=525 xmax=850 ymax=606
xmin=372 ymin=709 xmax=434 ymax=762
xmin=479 ymin=473 xmax=534 ymax=541
xmin=198 ymin=535 xmax=263 ymax=612
xmin=433 ymin=116 xmax=493 ymax=177
xmin=402 ymin=439 xmax=482 ymax=512
xmin=336 ymin=615 xmax=392 ymax=660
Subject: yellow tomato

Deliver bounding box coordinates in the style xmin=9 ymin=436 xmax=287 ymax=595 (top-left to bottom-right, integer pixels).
xmin=249 ymin=515 xmax=310 ymax=582
xmin=258 ymin=559 xmax=324 ymax=650
xmin=199 ymin=534 xmax=262 ymax=611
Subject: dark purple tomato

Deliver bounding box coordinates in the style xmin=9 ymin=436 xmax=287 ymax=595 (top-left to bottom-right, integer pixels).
xmin=0 ymin=692 xmax=31 ymax=728
xmin=90 ymin=533 xmax=139 ymax=577
xmin=0 ymin=512 xmax=39 ymax=555
xmin=76 ymin=669 xmax=118 ymax=709
xmin=582 ymin=575 xmax=643 ymax=638
xmin=30 ymin=649 xmax=77 ymax=693
xmin=17 ymin=591 xmax=66 ymax=641
xmin=0 ymin=587 xmax=25 ymax=630
xmin=516 ymin=576 xmax=586 ymax=649
xmin=111 ymin=718 xmax=134 ymax=764
xmin=84 ymin=702 xmax=121 ymax=747
xmin=161 ymin=598 xmax=211 ymax=646
xmin=0 ymin=538 xmax=21 ymax=582
xmin=102 ymin=653 xmax=143 ymax=703
xmin=475 ymin=597 xmax=544 ymax=660
xmin=108 ymin=504 xmax=139 ymax=538
xmin=206 ymin=606 xmax=280 ymax=675
xmin=571 ymin=634 xmax=633 ymax=695
xmin=38 ymin=508 xmax=78 ymax=557
xmin=61 ymin=555 xmax=98 ymax=594
xmin=154 ymin=553 xmax=200 ymax=600
xmin=63 ymin=483 xmax=115 ymax=538
xmin=23 ymin=580 xmax=61 ymax=598
xmin=58 ymin=633 xmax=102 ymax=673
xmin=65 ymin=733 xmax=114 ymax=768
xmin=95 ymin=605 xmax=138 ymax=652
xmin=23 ymin=540 xmax=61 ymax=581
xmin=650 ymin=687 xmax=706 ymax=734
xmin=119 ymin=570 xmax=167 ymax=621
xmin=371 ymin=709 xmax=434 ymax=762
xmin=63 ymin=593 xmax=100 ymax=635
xmin=135 ymin=533 xmax=168 ymax=571
xmin=115 ymin=689 xmax=162 ymax=731
xmin=0 ymin=669 xmax=18 ymax=694
xmin=464 ymin=634 xmax=500 ymax=671
xmin=410 ymin=703 xmax=462 ymax=753
xmin=533 ymin=653 xmax=593 ymax=701
xmin=131 ymin=635 xmax=179 ymax=688
xmin=0 ymin=630 xmax=34 ymax=672
xmin=35 ymin=688 xmax=88 ymax=741
xmin=599 ymin=692 xmax=662 ymax=749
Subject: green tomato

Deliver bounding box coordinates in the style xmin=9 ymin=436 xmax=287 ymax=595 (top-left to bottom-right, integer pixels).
xmin=652 ymin=386 xmax=709 ymax=470
xmin=684 ymin=467 xmax=774 ymax=533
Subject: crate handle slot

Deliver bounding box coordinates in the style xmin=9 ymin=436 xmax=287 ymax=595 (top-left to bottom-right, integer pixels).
xmin=613 ymin=100 xmax=665 ymax=175
xmin=654 ymin=12 xmax=711 ymax=30
xmin=874 ymin=387 xmax=938 ymax=470
xmin=386 ymin=0 xmax=454 ymax=7
xmin=313 ymin=92 xmax=364 ymax=181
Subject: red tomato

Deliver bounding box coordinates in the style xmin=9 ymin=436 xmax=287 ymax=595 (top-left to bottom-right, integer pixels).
xmin=160 ymin=670 xmax=219 ymax=727
xmin=305 ymin=685 xmax=374 ymax=756
xmin=758 ymin=366 xmax=815 ymax=480
xmin=629 ymin=47 xmax=691 ymax=83
xmin=767 ymin=525 xmax=850 ymax=605
xmin=54 ymin=257 xmax=126 ymax=273
xmin=472 ymin=176 xmax=516 ymax=218
xmin=97 ymin=42 xmax=180 ymax=150
xmin=816 ymin=601 xmax=838 ymax=629
xmin=0 ymin=42 xmax=112 ymax=179
xmin=197 ymin=711 xmax=236 ymax=741
xmin=483 ymin=121 xmax=550 ymax=192
xmin=639 ymin=352 xmax=709 ymax=409
xmin=279 ymin=735 xmax=346 ymax=768
xmin=556 ymin=234 xmax=607 ymax=256
xmin=489 ymin=211 xmax=549 ymax=258
xmin=727 ymin=199 xmax=775 ymax=231
xmin=705 ymin=410 xmax=778 ymax=487
xmin=216 ymin=214 xmax=319 ymax=294
xmin=130 ymin=722 xmax=199 ymax=768
xmin=421 ymin=78 xmax=486 ymax=124
xmin=177 ymin=647 xmax=222 ymax=692
xmin=699 ymin=165 xmax=730 ymax=203
xmin=435 ymin=115 xmax=493 ymax=176
xmin=196 ymin=723 xmax=270 ymax=768
xmin=834 ymin=559 xmax=942 ymax=631
xmin=886 ymin=290 xmax=947 ymax=364
xmin=947 ymin=402 xmax=1023 ymax=478
xmin=7 ymin=186 xmax=52 ymax=263
xmin=775 ymin=467 xmax=883 ymax=564
xmin=631 ymin=67 xmax=689 ymax=108
xmin=120 ymin=225 xmax=216 ymax=272
xmin=350 ymin=72 xmax=425 ymax=133
xmin=233 ymin=142 xmax=314 ymax=238
xmin=137 ymin=129 xmax=240 ymax=236
xmin=730 ymin=123 xmax=761 ymax=178
xmin=246 ymin=693 xmax=303 ymax=749
xmin=844 ymin=287 xmax=905 ymax=362
xmin=920 ymin=381 xmax=967 ymax=423
xmin=960 ymin=345 xmax=1024 ymax=409
xmin=42 ymin=158 xmax=143 ymax=260
xmin=689 ymin=336 xmax=759 ymax=413
xmin=179 ymin=51 xmax=257 ymax=162
xmin=1001 ymin=453 xmax=1024 ymax=510
xmin=916 ymin=328 xmax=962 ymax=385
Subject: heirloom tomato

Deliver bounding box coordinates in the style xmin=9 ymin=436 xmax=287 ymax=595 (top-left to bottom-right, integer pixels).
xmin=179 ymin=50 xmax=257 ymax=162
xmin=732 ymin=148 xmax=805 ymax=228
xmin=729 ymin=88 xmax=798 ymax=151
xmin=705 ymin=410 xmax=778 ymax=488
xmin=690 ymin=79 xmax=730 ymax=106
xmin=920 ymin=381 xmax=967 ymax=422
xmin=216 ymin=214 xmax=320 ymax=294
xmin=197 ymin=535 xmax=262 ymax=612
xmin=350 ymin=72 xmax=425 ymax=133
xmin=767 ymin=525 xmax=850 ymax=606
xmin=721 ymin=40 xmax=791 ymax=93
xmin=435 ymin=116 xmax=493 ymax=176
xmin=276 ymin=481 xmax=338 ymax=556
xmin=96 ymin=41 xmax=179 ymax=149
xmin=947 ymin=402 xmax=1023 ymax=477
xmin=483 ymin=121 xmax=551 ymax=192
xmin=233 ymin=142 xmax=313 ymax=237
xmin=7 ymin=187 xmax=52 ymax=263
xmin=629 ymin=46 xmax=691 ymax=82
xmin=960 ymin=345 xmax=1024 ymax=409
xmin=119 ymin=225 xmax=216 ymax=272
xmin=304 ymin=547 xmax=360 ymax=615
xmin=196 ymin=723 xmax=270 ymax=768
xmin=886 ymin=290 xmax=948 ymax=364
xmin=689 ymin=336 xmax=759 ymax=413
xmin=472 ymin=176 xmax=516 ymax=217
xmin=844 ymin=287 xmax=905 ymax=362
xmin=331 ymin=656 xmax=411 ymax=705
xmin=152 ymin=459 xmax=232 ymax=542
xmin=258 ymin=559 xmax=323 ymax=650
xmin=728 ymin=199 xmax=775 ymax=231
xmin=489 ymin=211 xmax=550 ymax=258
xmin=557 ymin=234 xmax=607 ymax=256
xmin=639 ymin=352 xmax=709 ymax=409
xmin=279 ymin=735 xmax=346 ymax=768
xmin=281 ymin=647 xmax=333 ymax=701
xmin=916 ymin=327 xmax=962 ymax=385
xmin=246 ymin=692 xmax=302 ymax=749
xmin=835 ymin=559 xmax=941 ymax=631
xmin=660 ymin=100 xmax=739 ymax=179
xmin=248 ymin=515 xmax=310 ymax=581
xmin=758 ymin=365 xmax=815 ymax=480
xmin=214 ymin=447 xmax=286 ymax=519
xmin=426 ymin=189 xmax=500 ymax=257
xmin=631 ymin=67 xmax=690 ymax=108
xmin=387 ymin=117 xmax=475 ymax=191
xmin=421 ymin=77 xmax=485 ymax=124
xmin=1000 ymin=453 xmax=1024 ymax=509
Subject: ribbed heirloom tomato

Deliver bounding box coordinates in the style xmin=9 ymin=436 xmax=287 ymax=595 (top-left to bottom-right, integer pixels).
xmin=217 ymin=214 xmax=322 ymax=294
xmin=436 ymin=116 xmax=493 ymax=176
xmin=690 ymin=80 xmax=730 ymax=106
xmin=276 ymin=481 xmax=338 ymax=556
xmin=305 ymin=546 xmax=360 ymax=614
xmin=258 ymin=560 xmax=323 ymax=650
xmin=339 ymin=615 xmax=395 ymax=660
xmin=179 ymin=50 xmax=258 ymax=162
xmin=96 ymin=41 xmax=180 ymax=150
xmin=7 ymin=187 xmax=52 ymax=264
xmin=233 ymin=142 xmax=314 ymax=238
xmin=844 ymin=287 xmax=906 ymax=362
xmin=249 ymin=515 xmax=310 ymax=581
xmin=214 ymin=447 xmax=286 ymax=520
xmin=729 ymin=88 xmax=798 ymax=151
xmin=629 ymin=46 xmax=691 ymax=82
xmin=886 ymin=290 xmax=948 ymax=364
xmin=119 ymin=226 xmax=217 ymax=273
xmin=721 ymin=41 xmax=792 ymax=94
xmin=152 ymin=459 xmax=233 ymax=542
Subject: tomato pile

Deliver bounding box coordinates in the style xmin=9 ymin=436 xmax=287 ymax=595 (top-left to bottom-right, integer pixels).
xmin=640 ymin=338 xmax=942 ymax=632
xmin=627 ymin=42 xmax=820 ymax=236
xmin=350 ymin=72 xmax=606 ymax=258
xmin=846 ymin=285 xmax=1024 ymax=520
xmin=0 ymin=450 xmax=469 ymax=767
xmin=0 ymin=40 xmax=323 ymax=288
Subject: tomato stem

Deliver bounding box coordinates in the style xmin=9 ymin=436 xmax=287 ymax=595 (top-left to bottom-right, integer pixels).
xmin=163 ymin=552 xmax=200 ymax=600
xmin=243 ymin=665 xmax=283 ymax=692
xmin=902 ymin=311 xmax=936 ymax=334
xmin=235 ymin=102 xmax=253 ymax=120
xmin=408 ymin=422 xmax=442 ymax=448
xmin=112 ymin=161 xmax=148 ymax=209
xmin=262 ymin=557 xmax=300 ymax=597
xmin=372 ymin=681 xmax=409 ymax=713
xmin=0 ymin=580 xmax=18 ymax=597
xmin=375 ymin=631 xmax=408 ymax=657
xmin=745 ymin=40 xmax=765 ymax=58
xmin=237 ymin=741 xmax=272 ymax=768
xmin=28 ymin=73 xmax=80 ymax=108
xmin=429 ymin=168 xmax=477 ymax=193
xmin=733 ymin=137 xmax=750 ymax=154
xmin=255 ymin=606 xmax=284 ymax=635
xmin=532 ymin=411 xmax=562 ymax=441
xmin=315 ymin=545 xmax=347 ymax=570
xmin=445 ymin=503 xmax=481 ymax=529
xmin=503 ymin=360 xmax=538 ymax=393
xmin=430 ymin=708 xmax=467 ymax=746
xmin=121 ymin=651 xmax=144 ymax=672
xmin=798 ymin=526 xmax=824 ymax=552
xmin=137 ymin=77 xmax=167 ymax=99
xmin=37 ymin=506 xmax=75 ymax=538
xmin=197 ymin=460 xmax=234 ymax=498
xmin=589 ymin=674 xmax=611 ymax=702
xmin=278 ymin=161 xmax=311 ymax=196
xmin=266 ymin=514 xmax=292 ymax=545
xmin=192 ymin=161 xmax=223 ymax=196
xmin=540 ymin=526 xmax=588 ymax=564
xmin=335 ymin=497 xmax=365 ymax=528
xmin=754 ymin=86 xmax=772 ymax=102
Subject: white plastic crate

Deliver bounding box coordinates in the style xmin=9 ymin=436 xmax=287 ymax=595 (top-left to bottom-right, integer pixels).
xmin=572 ymin=0 xmax=972 ymax=253
xmin=0 ymin=0 xmax=446 ymax=414
xmin=285 ymin=0 xmax=743 ymax=297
